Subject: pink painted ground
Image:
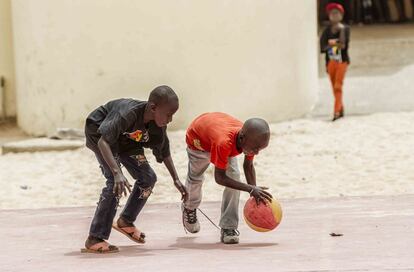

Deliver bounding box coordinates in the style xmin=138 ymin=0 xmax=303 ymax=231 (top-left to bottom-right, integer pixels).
xmin=0 ymin=195 xmax=413 ymax=272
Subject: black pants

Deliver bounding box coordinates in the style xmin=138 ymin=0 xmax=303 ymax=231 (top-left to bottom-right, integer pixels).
xmin=89 ymin=151 xmax=157 ymax=240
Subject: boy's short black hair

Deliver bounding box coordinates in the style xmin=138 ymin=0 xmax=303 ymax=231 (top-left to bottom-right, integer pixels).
xmin=148 ymin=85 xmax=178 ymax=106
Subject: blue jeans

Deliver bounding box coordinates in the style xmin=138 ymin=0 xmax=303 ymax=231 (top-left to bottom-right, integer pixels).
xmin=89 ymin=151 xmax=157 ymax=240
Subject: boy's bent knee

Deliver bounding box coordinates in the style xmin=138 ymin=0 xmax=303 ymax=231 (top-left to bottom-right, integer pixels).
xmin=137 ymin=168 xmax=157 ymax=188
xmin=146 ymin=169 xmax=157 ymax=186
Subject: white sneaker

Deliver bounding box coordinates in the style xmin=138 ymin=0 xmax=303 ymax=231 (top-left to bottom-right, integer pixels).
xmin=181 ymin=204 xmax=200 ymax=233
xmin=220 ymin=229 xmax=240 ymax=244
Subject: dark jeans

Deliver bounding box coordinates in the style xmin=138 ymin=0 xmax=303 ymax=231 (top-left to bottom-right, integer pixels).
xmin=89 ymin=151 xmax=157 ymax=240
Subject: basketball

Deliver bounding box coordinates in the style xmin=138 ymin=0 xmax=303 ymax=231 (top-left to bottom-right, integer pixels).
xmin=243 ymin=197 xmax=283 ymax=232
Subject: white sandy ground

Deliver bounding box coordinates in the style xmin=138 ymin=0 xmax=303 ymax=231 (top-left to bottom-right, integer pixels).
xmin=314 ymin=64 xmax=414 ymax=116
xmin=1 ymin=112 xmax=414 ymax=209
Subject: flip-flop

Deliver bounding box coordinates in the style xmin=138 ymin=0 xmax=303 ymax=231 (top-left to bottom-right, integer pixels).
xmin=81 ymin=241 xmax=119 ymax=254
xmin=112 ymin=223 xmax=146 ymax=244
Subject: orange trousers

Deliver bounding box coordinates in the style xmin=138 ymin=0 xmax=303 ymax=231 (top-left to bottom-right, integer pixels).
xmin=327 ymin=61 xmax=348 ymax=114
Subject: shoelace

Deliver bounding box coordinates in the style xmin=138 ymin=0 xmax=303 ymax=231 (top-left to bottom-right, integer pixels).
xmin=182 ymin=206 xmax=220 ymax=234
xmin=184 ymin=208 xmax=198 ymax=224
xmin=197 ymin=208 xmax=220 ymax=230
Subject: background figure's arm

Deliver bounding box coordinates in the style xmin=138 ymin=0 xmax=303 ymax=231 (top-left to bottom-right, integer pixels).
xmin=338 ymin=26 xmax=347 ymax=49
xmin=320 ymin=29 xmax=330 ymax=52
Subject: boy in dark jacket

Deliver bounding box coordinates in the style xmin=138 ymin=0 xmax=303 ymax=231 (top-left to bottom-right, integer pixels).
xmin=82 ymin=85 xmax=187 ymax=253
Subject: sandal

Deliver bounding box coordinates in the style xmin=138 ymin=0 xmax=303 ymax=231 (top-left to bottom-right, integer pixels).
xmin=81 ymin=241 xmax=119 ymax=254
xmin=112 ymin=223 xmax=146 ymax=244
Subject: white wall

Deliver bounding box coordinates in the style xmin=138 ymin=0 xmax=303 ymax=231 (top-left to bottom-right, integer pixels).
xmin=0 ymin=0 xmax=16 ymax=118
xmin=11 ymin=0 xmax=318 ymax=136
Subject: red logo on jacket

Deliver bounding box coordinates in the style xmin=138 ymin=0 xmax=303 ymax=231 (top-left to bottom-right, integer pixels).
xmin=124 ymin=130 xmax=149 ymax=142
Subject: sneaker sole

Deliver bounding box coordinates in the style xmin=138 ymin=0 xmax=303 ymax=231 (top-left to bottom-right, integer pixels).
xmin=183 ymin=222 xmax=200 ymax=233
xmin=221 ymin=238 xmax=239 ymax=244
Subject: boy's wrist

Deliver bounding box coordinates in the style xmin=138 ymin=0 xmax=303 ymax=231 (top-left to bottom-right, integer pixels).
xmin=247 ymin=180 xmax=257 ymax=186
xmin=113 ymin=170 xmax=122 ymax=177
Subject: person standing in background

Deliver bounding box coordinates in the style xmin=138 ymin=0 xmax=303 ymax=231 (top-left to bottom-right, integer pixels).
xmin=320 ymin=3 xmax=351 ymax=121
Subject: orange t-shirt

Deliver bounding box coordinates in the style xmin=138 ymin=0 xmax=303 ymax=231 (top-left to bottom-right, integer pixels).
xmin=186 ymin=112 xmax=254 ymax=169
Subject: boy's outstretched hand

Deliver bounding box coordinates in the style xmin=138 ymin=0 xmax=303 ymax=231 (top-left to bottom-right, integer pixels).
xmin=250 ymin=186 xmax=273 ymax=205
xmin=174 ymin=179 xmax=188 ymax=202
xmin=113 ymin=173 xmax=132 ymax=197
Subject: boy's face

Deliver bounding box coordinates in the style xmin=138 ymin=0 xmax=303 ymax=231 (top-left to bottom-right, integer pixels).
xmin=151 ymin=100 xmax=179 ymax=127
xmin=329 ymin=9 xmax=343 ymax=23
xmin=241 ymin=136 xmax=269 ymax=156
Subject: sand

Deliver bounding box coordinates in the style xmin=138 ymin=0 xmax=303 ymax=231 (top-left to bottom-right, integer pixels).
xmin=1 ymin=112 xmax=414 ymax=209
xmin=314 ymin=64 xmax=414 ymax=117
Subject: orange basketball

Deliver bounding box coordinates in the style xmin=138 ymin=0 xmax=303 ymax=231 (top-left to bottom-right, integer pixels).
xmin=243 ymin=197 xmax=283 ymax=232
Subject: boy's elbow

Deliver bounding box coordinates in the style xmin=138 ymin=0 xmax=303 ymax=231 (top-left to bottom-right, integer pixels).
xmin=244 ymin=157 xmax=254 ymax=168
xmin=215 ymin=178 xmax=225 ymax=186
xmin=98 ymin=137 xmax=108 ymax=145
xmin=97 ymin=137 xmax=111 ymax=152
xmin=97 ymin=137 xmax=104 ymax=146
xmin=320 ymin=45 xmax=329 ymax=53
xmin=214 ymin=175 xmax=225 ymax=186
xmin=214 ymin=169 xmax=226 ymax=186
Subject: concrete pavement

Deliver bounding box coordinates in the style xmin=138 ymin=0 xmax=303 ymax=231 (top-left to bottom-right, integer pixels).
xmin=0 ymin=195 xmax=413 ymax=271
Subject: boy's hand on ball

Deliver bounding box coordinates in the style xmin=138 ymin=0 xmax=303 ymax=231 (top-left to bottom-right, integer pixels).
xmin=113 ymin=173 xmax=132 ymax=197
xmin=250 ymin=186 xmax=273 ymax=205
xmin=174 ymin=179 xmax=188 ymax=202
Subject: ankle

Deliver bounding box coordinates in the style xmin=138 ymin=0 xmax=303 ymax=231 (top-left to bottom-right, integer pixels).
xmin=117 ymin=216 xmax=133 ymax=228
xmin=86 ymin=235 xmax=103 ymax=247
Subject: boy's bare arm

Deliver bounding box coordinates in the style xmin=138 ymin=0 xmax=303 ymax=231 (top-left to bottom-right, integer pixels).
xmin=163 ymin=155 xmax=188 ymax=201
xmin=214 ymin=167 xmax=272 ymax=204
xmin=97 ymin=137 xmax=131 ymax=197
xmin=243 ymin=156 xmax=256 ymax=186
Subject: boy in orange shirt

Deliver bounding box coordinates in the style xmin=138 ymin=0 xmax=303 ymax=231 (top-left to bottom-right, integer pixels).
xmin=182 ymin=112 xmax=273 ymax=244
